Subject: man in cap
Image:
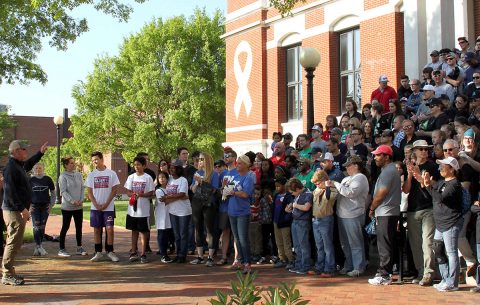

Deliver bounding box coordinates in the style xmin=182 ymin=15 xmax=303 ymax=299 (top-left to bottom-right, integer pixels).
xmin=310 ymin=123 xmax=327 ymax=154
xmin=403 ymin=140 xmax=439 ymax=286
xmin=370 ymin=75 xmax=398 ymax=113
xmin=310 ymin=147 xmax=323 ymax=172
xmin=2 ymin=140 xmax=48 ymax=285
xmin=329 ymin=127 xmax=348 ymax=155
xmin=380 ymin=129 xmax=402 ymax=162
xmin=416 ymin=98 xmax=450 ymax=140
xmin=282 ymin=132 xmax=295 ymax=156
xmin=411 ymin=84 xmax=435 ymax=126
xmin=444 ymin=52 xmax=465 ymax=90
xmin=319 ymin=152 xmax=345 ymax=183
xmin=295 ymin=158 xmax=315 ymax=191
xmin=458 ymin=37 xmax=471 ymax=54
xmin=465 ymin=69 xmax=480 ymax=98
xmin=424 ymin=50 xmax=443 ymax=70
xmin=368 ymin=145 xmax=401 ymax=286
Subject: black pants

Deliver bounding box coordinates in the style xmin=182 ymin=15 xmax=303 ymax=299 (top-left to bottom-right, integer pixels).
xmin=0 ymin=208 xmax=4 ymax=252
xmin=376 ymin=215 xmax=399 ymax=276
xmin=261 ymin=223 xmax=278 ymax=257
xmin=191 ymin=203 xmax=217 ymax=249
xmin=59 ymin=209 xmax=83 ymax=250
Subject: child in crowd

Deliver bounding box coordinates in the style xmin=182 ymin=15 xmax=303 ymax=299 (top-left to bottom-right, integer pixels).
xmin=249 ymin=186 xmax=262 ymax=261
xmin=286 ymin=178 xmax=313 ymax=275
xmin=271 ymin=132 xmax=283 ymax=152
xmin=272 ymin=177 xmax=294 ymax=269
xmin=155 ymin=171 xmax=172 ymax=263
xmin=311 ymin=170 xmax=337 ymax=277
xmin=258 ymin=182 xmax=277 ymax=264
xmin=124 ymin=156 xmax=155 ymax=263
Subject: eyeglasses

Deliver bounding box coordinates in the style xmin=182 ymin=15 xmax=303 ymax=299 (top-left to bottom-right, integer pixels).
xmin=443 ymin=148 xmax=455 ymax=152
xmin=224 ymin=154 xmax=231 ymax=159
xmin=198 ymin=158 xmax=205 ymax=161
xmin=403 ymin=125 xmax=413 ymax=130
xmin=416 ymin=148 xmax=428 ymax=151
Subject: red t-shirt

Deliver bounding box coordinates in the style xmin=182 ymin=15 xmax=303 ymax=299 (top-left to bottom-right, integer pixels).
xmin=370 ymin=85 xmax=398 ymax=113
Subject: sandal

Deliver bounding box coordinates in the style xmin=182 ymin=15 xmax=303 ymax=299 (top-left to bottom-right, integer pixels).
xmin=216 ymin=258 xmax=228 ymax=266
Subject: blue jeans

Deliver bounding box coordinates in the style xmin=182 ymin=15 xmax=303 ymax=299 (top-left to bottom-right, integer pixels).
xmin=157 ymin=229 xmax=168 ymax=256
xmin=291 ymin=219 xmax=311 ymax=272
xmin=476 ymin=244 xmax=480 ymax=287
xmin=338 ymin=215 xmax=366 ymax=272
xmin=30 ymin=204 xmax=50 ymax=246
xmin=312 ymin=215 xmax=335 ymax=273
xmin=229 ymin=215 xmax=250 ymax=264
xmin=169 ymin=214 xmax=191 ymax=258
xmin=434 ymin=218 xmax=463 ymax=288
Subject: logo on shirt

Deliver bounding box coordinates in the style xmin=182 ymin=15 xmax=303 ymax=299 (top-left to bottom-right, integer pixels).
xmin=166 ymin=184 xmax=178 ymax=195
xmin=132 ymin=181 xmax=146 ymax=193
xmin=94 ymin=176 xmax=110 ymax=189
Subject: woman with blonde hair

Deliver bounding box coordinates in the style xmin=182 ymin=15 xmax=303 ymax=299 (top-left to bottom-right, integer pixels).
xmin=190 ymin=152 xmax=220 ymax=267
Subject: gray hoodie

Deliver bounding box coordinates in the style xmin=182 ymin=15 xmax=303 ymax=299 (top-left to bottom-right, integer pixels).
xmin=59 ymin=171 xmax=85 ymax=211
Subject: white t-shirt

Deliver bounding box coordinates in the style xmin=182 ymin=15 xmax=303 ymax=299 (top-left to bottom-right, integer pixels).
xmin=124 ymin=173 xmax=155 ymax=217
xmin=85 ymin=168 xmax=120 ymax=212
xmin=166 ymin=177 xmax=192 ymax=217
xmin=155 ymin=187 xmax=171 ymax=229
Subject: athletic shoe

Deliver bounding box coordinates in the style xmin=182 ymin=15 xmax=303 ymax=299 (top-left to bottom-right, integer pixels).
xmin=161 ymin=255 xmax=173 ymax=263
xmin=274 ymin=261 xmax=286 ymax=268
xmin=242 ymin=263 xmax=252 ymax=274
xmin=288 ymin=268 xmax=299 ymax=273
xmin=320 ymin=272 xmax=335 ymax=278
xmin=176 ymin=257 xmax=186 ymax=264
xmin=230 ymin=260 xmax=242 ymax=270
xmin=433 ymin=281 xmax=445 ymax=289
xmin=129 ymin=252 xmax=139 ymax=262
xmin=347 ymin=270 xmax=361 ymax=277
xmin=140 ymin=255 xmax=148 ymax=264
xmin=256 ymin=257 xmax=267 ymax=265
xmin=419 ymin=274 xmax=433 ymax=286
xmin=436 ymin=284 xmax=459 ymax=292
xmin=2 ymin=275 xmax=25 ymax=286
xmin=216 ymin=258 xmax=228 ymax=266
xmin=58 ymin=249 xmax=71 ymax=257
xmin=411 ymin=277 xmax=422 ymax=284
xmin=368 ymin=275 xmax=392 ymax=286
xmin=145 ymin=245 xmax=153 ymax=253
xmin=285 ymin=262 xmax=294 ymax=270
xmin=339 ymin=267 xmax=350 ymax=275
xmin=107 ymin=252 xmax=120 ymax=262
xmin=205 ymin=257 xmax=214 ymax=267
xmin=33 ymin=246 xmax=40 ymax=256
xmin=270 ymin=256 xmax=280 ymax=264
xmin=295 ymin=270 xmax=307 ymax=275
xmin=76 ymin=247 xmax=88 ymax=256
xmin=470 ymin=286 xmax=480 ymax=293
xmin=190 ymin=257 xmax=205 ymax=265
xmin=91 ymin=252 xmax=104 ymax=262
xmin=38 ymin=246 xmax=48 ymax=256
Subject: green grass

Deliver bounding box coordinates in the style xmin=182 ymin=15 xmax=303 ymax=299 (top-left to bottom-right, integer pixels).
xmin=50 ymin=201 xmax=129 ymax=228
xmin=2 ymin=228 xmax=34 ymax=244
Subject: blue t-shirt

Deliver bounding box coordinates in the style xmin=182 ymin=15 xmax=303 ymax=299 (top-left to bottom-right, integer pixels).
xmin=227 ymin=171 xmax=255 ymax=217
xmin=292 ymin=188 xmax=313 ymax=221
xmin=220 ymin=168 xmax=237 ymax=213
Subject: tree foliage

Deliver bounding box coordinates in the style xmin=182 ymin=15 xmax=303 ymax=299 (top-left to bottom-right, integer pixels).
xmin=0 ymin=0 xmax=145 ymax=85
xmin=70 ymin=9 xmax=226 ymax=163
xmin=270 ymin=0 xmax=306 ymax=16
xmin=0 ymin=110 xmax=16 ymax=158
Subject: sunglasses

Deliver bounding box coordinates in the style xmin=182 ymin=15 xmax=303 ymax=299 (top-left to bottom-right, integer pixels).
xmin=473 ymin=76 xmax=480 ymax=80
xmin=348 ymin=124 xmax=355 ymax=126
xmin=224 ymin=154 xmax=231 ymax=159
xmin=446 ymin=58 xmax=455 ymax=61
xmin=416 ymin=148 xmax=428 ymax=151
xmin=403 ymin=125 xmax=413 ymax=130
xmin=443 ymin=148 xmax=454 ymax=152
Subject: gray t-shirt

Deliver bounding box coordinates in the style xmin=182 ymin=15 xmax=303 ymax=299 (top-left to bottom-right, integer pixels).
xmin=374 ymin=162 xmax=401 ymax=217
xmin=310 ymin=140 xmax=327 ymax=154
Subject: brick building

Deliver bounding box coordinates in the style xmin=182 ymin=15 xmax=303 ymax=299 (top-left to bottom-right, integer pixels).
xmin=223 ymin=0 xmax=480 ymax=156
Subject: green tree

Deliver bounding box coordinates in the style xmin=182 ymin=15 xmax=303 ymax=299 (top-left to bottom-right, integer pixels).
xmin=0 ymin=110 xmax=16 ymax=157
xmin=70 ymin=9 xmax=225 ymax=163
xmin=270 ymin=0 xmax=306 ymax=16
xmin=0 ymin=0 xmax=145 ymax=85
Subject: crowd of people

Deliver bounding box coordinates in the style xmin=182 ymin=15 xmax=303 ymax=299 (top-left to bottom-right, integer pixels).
xmin=1 ymin=38 xmax=480 ymax=293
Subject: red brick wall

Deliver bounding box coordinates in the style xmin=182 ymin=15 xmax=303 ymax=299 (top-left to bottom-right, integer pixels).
xmin=228 ymin=0 xmax=257 ymax=14
xmin=305 ymin=7 xmax=324 ymax=28
xmin=226 ymin=10 xmax=264 ymax=33
xmin=225 ymin=27 xmax=267 ymax=142
xmin=360 ymin=12 xmax=404 ymax=104
xmin=266 ymin=47 xmax=287 ymax=136
xmin=364 ymin=0 xmax=389 ymax=10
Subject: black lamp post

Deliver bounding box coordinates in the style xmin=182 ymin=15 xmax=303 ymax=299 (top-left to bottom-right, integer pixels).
xmin=53 ymin=115 xmax=64 ymax=204
xmin=299 ymin=47 xmax=321 ymax=131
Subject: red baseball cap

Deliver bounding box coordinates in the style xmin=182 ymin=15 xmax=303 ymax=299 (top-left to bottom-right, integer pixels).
xmin=371 ymin=145 xmax=393 ymax=156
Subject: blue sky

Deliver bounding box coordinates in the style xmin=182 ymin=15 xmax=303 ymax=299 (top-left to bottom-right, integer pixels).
xmin=0 ymin=0 xmax=226 ymax=117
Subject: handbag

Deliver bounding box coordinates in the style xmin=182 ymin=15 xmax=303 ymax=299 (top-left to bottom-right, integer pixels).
xmin=365 ymin=217 xmax=377 ymax=235
xmin=192 ymin=181 xmax=215 ymax=208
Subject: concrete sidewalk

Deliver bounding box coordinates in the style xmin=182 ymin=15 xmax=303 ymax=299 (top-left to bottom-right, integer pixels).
xmin=0 ymin=214 xmax=478 ymax=305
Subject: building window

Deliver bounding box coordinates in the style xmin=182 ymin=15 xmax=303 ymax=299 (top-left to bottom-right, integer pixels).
xmin=286 ymin=45 xmax=302 ymax=121
xmin=339 ymin=28 xmax=361 ymax=113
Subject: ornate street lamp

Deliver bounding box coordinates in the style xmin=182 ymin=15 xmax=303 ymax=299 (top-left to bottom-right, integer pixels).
xmin=53 ymin=115 xmax=64 ymax=204
xmin=299 ymin=47 xmax=321 ymax=131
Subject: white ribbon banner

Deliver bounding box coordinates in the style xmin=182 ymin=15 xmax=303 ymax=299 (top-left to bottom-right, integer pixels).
xmin=233 ymin=40 xmax=253 ymax=119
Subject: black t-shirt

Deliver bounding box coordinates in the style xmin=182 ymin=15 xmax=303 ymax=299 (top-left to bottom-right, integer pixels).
xmin=424 ymin=112 xmax=450 ymax=132
xmin=430 ymin=179 xmax=463 ymax=232
xmin=407 ymin=160 xmax=439 ymax=212
xmin=458 ymin=163 xmax=479 ymax=205
xmin=30 ymin=175 xmax=55 ymax=205
xmin=332 ymin=153 xmax=347 ymax=172
xmin=351 ymin=143 xmax=368 ymax=161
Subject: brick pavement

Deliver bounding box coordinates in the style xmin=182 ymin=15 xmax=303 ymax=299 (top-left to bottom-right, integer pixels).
xmin=0 ymin=215 xmax=478 ymax=305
